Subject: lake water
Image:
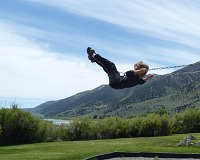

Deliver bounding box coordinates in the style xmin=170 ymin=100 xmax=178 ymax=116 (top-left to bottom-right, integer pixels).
xmin=44 ymin=119 xmax=72 ymax=125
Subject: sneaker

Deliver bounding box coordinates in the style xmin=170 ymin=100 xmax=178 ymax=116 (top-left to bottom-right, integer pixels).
xmin=87 ymin=47 xmax=95 ymax=63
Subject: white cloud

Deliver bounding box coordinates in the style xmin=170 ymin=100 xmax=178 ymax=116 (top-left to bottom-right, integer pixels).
xmin=23 ymin=0 xmax=200 ymax=74
xmin=1 ymin=1 xmax=200 ymax=107
xmin=0 ymin=22 xmax=107 ymax=105
xmin=27 ymin=0 xmax=200 ymax=49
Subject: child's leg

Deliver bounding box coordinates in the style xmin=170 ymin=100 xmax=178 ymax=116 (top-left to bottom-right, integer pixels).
xmin=93 ymin=54 xmax=118 ymax=75
xmin=87 ymin=47 xmax=118 ymax=75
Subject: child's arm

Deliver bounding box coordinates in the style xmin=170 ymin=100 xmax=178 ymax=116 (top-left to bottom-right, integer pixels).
xmin=143 ymin=74 xmax=154 ymax=82
xmin=135 ymin=68 xmax=154 ymax=82
xmin=134 ymin=68 xmax=147 ymax=74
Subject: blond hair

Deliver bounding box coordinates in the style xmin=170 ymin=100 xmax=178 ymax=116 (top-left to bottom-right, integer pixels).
xmin=134 ymin=61 xmax=149 ymax=77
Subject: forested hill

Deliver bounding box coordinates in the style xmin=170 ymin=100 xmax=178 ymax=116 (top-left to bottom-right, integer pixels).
xmin=29 ymin=61 xmax=200 ymax=118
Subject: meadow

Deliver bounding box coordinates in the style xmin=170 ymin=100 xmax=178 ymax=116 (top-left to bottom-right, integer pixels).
xmin=1 ymin=133 xmax=200 ymax=160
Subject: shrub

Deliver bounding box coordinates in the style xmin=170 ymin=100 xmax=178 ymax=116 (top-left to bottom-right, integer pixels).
xmin=138 ymin=114 xmax=161 ymax=137
xmin=1 ymin=105 xmax=199 ymax=145
xmin=128 ymin=117 xmax=141 ymax=137
xmin=95 ymin=117 xmax=128 ymax=139
xmin=65 ymin=118 xmax=93 ymax=141
xmin=172 ymin=108 xmax=200 ymax=134
xmin=159 ymin=114 xmax=172 ymax=136
xmin=128 ymin=113 xmax=171 ymax=137
xmin=0 ymin=107 xmax=57 ymax=145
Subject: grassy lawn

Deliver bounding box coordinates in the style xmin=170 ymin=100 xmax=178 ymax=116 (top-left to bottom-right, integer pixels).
xmin=0 ymin=133 xmax=200 ymax=160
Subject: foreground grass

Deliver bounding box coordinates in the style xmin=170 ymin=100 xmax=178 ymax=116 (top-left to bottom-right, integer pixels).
xmin=0 ymin=133 xmax=200 ymax=160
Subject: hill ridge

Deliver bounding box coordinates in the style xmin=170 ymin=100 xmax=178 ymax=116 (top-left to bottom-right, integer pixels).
xmin=30 ymin=61 xmax=200 ymax=118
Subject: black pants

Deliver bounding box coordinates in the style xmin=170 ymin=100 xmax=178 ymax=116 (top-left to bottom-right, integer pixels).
xmin=93 ymin=54 xmax=118 ymax=75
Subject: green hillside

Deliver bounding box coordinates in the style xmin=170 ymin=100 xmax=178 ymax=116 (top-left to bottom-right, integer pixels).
xmin=29 ymin=61 xmax=200 ymax=119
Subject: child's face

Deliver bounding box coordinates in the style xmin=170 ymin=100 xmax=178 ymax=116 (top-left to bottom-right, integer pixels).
xmin=134 ymin=64 xmax=139 ymax=70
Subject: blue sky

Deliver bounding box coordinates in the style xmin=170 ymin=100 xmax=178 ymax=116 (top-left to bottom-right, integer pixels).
xmin=1 ymin=0 xmax=200 ymax=108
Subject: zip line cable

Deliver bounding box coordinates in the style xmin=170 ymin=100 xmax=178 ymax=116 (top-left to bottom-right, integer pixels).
xmin=149 ymin=63 xmax=200 ymax=75
xmin=149 ymin=65 xmax=188 ymax=71
xmin=120 ymin=63 xmax=199 ymax=76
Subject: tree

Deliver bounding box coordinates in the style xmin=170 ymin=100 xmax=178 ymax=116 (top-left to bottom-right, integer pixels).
xmin=0 ymin=107 xmax=53 ymax=145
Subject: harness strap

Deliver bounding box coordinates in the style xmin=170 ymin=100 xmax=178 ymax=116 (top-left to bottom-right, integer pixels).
xmin=108 ymin=72 xmax=121 ymax=84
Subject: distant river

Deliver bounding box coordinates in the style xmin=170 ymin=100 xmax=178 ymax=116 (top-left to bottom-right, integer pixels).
xmin=44 ymin=119 xmax=72 ymax=125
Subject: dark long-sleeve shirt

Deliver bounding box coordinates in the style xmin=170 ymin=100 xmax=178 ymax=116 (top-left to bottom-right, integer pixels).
xmin=109 ymin=70 xmax=145 ymax=89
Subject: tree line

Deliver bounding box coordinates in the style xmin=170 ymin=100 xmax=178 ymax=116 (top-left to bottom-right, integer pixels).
xmin=0 ymin=105 xmax=200 ymax=145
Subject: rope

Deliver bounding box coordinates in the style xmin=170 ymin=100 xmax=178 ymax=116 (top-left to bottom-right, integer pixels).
xmin=149 ymin=65 xmax=188 ymax=71
xmin=148 ymin=63 xmax=200 ymax=76
xmin=120 ymin=63 xmax=199 ymax=76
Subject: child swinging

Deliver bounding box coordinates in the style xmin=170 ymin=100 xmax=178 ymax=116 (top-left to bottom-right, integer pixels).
xmin=87 ymin=47 xmax=154 ymax=89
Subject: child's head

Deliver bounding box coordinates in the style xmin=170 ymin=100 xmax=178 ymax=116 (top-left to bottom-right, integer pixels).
xmin=134 ymin=61 xmax=149 ymax=77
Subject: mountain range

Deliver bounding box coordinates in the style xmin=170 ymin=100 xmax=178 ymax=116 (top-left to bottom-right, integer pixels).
xmin=28 ymin=61 xmax=200 ymax=118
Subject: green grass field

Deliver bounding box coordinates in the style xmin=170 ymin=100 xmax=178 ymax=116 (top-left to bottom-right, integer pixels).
xmin=0 ymin=133 xmax=200 ymax=160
